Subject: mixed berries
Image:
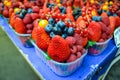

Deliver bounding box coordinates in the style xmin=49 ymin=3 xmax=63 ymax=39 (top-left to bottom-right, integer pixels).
xmin=1 ymin=0 xmax=120 ymax=63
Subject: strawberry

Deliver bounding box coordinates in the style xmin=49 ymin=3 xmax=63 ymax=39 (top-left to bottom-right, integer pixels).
xmin=88 ymin=21 xmax=102 ymax=41
xmin=9 ymin=8 xmax=13 ymax=18
xmin=66 ymin=6 xmax=72 ymax=14
xmin=66 ymin=13 xmax=75 ymax=22
xmin=14 ymin=17 xmax=27 ymax=34
xmin=76 ymin=20 xmax=86 ymax=29
xmin=32 ymin=27 xmax=37 ymax=41
xmin=109 ymin=16 xmax=116 ymax=35
xmin=115 ymin=16 xmax=120 ymax=28
xmin=82 ymin=37 xmax=88 ymax=47
xmin=48 ymin=35 xmax=70 ymax=62
xmin=36 ymin=27 xmax=50 ymax=51
xmin=76 ymin=16 xmax=83 ymax=24
xmin=10 ymin=13 xmax=16 ymax=29
xmin=23 ymin=14 xmax=33 ymax=24
xmin=30 ymin=13 xmax=39 ymax=20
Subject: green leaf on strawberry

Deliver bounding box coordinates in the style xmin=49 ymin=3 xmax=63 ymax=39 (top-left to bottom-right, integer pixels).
xmin=86 ymin=41 xmax=96 ymax=49
xmin=45 ymin=52 xmax=51 ymax=60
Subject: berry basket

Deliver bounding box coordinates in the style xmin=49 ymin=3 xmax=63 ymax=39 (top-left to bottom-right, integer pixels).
xmin=31 ymin=40 xmax=87 ymax=76
xmin=9 ymin=25 xmax=33 ymax=48
xmin=88 ymin=37 xmax=112 ymax=55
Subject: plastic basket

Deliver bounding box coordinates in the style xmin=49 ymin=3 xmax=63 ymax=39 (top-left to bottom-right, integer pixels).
xmin=31 ymin=40 xmax=87 ymax=76
xmin=88 ymin=37 xmax=112 ymax=55
xmin=9 ymin=25 xmax=33 ymax=48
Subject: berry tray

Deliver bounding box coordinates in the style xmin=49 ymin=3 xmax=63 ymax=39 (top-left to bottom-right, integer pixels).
xmin=31 ymin=40 xmax=87 ymax=76
xmin=9 ymin=25 xmax=33 ymax=48
xmin=88 ymin=37 xmax=112 ymax=55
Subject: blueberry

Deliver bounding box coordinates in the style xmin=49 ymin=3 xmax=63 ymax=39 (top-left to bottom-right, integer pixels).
xmin=62 ymin=34 xmax=67 ymax=38
xmin=50 ymin=32 xmax=56 ymax=38
xmin=48 ymin=18 xmax=55 ymax=25
xmin=45 ymin=24 xmax=53 ymax=33
xmin=59 ymin=6 xmax=64 ymax=11
xmin=113 ymin=13 xmax=117 ymax=16
xmin=107 ymin=11 xmax=112 ymax=16
xmin=57 ymin=21 xmax=66 ymax=29
xmin=53 ymin=27 xmax=62 ymax=35
xmin=62 ymin=8 xmax=66 ymax=14
xmin=19 ymin=13 xmax=24 ymax=19
xmin=92 ymin=16 xmax=98 ymax=21
xmin=27 ymin=8 xmax=33 ymax=13
xmin=97 ymin=16 xmax=102 ymax=21
xmin=16 ymin=11 xmax=20 ymax=14
xmin=21 ymin=9 xmax=27 ymax=16
xmin=63 ymin=27 xmax=68 ymax=33
xmin=67 ymin=27 xmax=74 ymax=36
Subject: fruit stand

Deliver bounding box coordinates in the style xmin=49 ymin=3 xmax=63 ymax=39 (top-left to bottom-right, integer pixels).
xmin=0 ymin=16 xmax=118 ymax=80
xmin=0 ymin=0 xmax=120 ymax=80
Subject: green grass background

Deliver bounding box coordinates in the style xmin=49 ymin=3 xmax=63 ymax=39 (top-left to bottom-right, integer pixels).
xmin=0 ymin=27 xmax=41 ymax=80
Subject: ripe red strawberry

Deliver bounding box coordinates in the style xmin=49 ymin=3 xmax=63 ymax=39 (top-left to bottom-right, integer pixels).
xmin=115 ymin=16 xmax=120 ymax=28
xmin=32 ymin=6 xmax=39 ymax=13
xmin=30 ymin=13 xmax=39 ymax=20
xmin=14 ymin=17 xmax=27 ymax=34
xmin=32 ymin=27 xmax=37 ymax=41
xmin=23 ymin=14 xmax=33 ymax=24
xmin=36 ymin=27 xmax=50 ymax=51
xmin=10 ymin=13 xmax=16 ymax=29
xmin=9 ymin=8 xmax=14 ymax=18
xmin=109 ymin=16 xmax=116 ymax=35
xmin=88 ymin=21 xmax=102 ymax=41
xmin=48 ymin=35 xmax=70 ymax=62
xmin=76 ymin=20 xmax=86 ymax=29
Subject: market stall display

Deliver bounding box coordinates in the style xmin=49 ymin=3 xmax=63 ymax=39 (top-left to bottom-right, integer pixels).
xmin=0 ymin=0 xmax=120 ymax=79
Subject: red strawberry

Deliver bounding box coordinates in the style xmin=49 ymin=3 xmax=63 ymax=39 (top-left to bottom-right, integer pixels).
xmin=36 ymin=27 xmax=50 ymax=51
xmin=115 ymin=16 xmax=120 ymax=28
xmin=48 ymin=35 xmax=70 ymax=62
xmin=76 ymin=20 xmax=86 ymax=29
xmin=10 ymin=13 xmax=16 ymax=29
xmin=9 ymin=8 xmax=14 ymax=18
xmin=32 ymin=6 xmax=39 ymax=13
xmin=23 ymin=14 xmax=33 ymax=24
xmin=14 ymin=17 xmax=27 ymax=34
xmin=66 ymin=13 xmax=75 ymax=22
xmin=88 ymin=21 xmax=102 ymax=41
xmin=82 ymin=37 xmax=88 ymax=47
xmin=32 ymin=27 xmax=37 ymax=41
xmin=109 ymin=16 xmax=116 ymax=35
xmin=30 ymin=13 xmax=39 ymax=20
xmin=76 ymin=16 xmax=83 ymax=24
